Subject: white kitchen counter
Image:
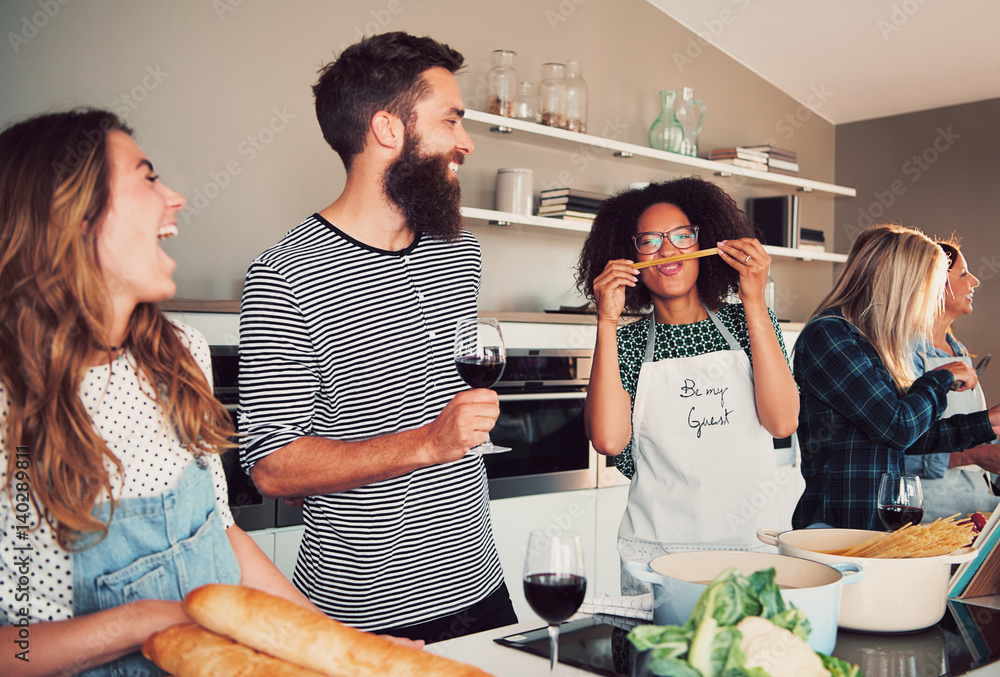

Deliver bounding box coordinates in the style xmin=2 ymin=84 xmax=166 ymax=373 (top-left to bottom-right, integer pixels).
xmin=429 ymin=599 xmax=1000 ymax=677
xmin=427 ymin=615 xmax=596 ymax=676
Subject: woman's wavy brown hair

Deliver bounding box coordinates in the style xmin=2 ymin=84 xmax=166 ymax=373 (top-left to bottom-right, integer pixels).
xmin=0 ymin=109 xmax=234 ymax=550
xmin=575 ymin=176 xmax=756 ymax=314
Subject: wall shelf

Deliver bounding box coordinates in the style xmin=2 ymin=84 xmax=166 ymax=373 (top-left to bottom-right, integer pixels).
xmin=763 ymin=245 xmax=846 ymax=263
xmin=463 ymin=109 xmax=857 ymax=198
xmin=461 ymin=207 xmax=847 ymax=262
xmin=461 ymin=206 xmax=592 ymax=233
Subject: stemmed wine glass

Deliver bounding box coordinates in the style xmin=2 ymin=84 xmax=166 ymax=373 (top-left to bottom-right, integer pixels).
xmin=523 ymin=529 xmax=587 ymax=672
xmin=877 ymin=472 xmax=924 ymax=530
xmin=453 ymin=317 xmax=510 ymax=454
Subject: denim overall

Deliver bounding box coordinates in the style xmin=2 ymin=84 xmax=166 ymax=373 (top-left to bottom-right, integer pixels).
xmin=73 ymin=462 xmax=240 ymax=676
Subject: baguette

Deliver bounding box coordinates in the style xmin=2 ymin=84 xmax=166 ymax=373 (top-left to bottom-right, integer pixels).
xmin=183 ymin=584 xmax=494 ymax=677
xmin=143 ymin=622 xmax=328 ymax=677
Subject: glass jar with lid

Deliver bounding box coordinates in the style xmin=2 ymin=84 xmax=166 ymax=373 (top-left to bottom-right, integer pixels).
xmin=538 ymin=62 xmax=567 ymax=128
xmin=487 ymin=49 xmax=518 ymax=117
xmin=564 ymin=59 xmax=588 ymax=133
xmin=513 ymin=81 xmax=539 ymax=123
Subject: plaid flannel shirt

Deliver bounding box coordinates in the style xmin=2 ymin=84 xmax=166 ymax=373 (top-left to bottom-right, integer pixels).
xmin=792 ymin=309 xmax=995 ymax=530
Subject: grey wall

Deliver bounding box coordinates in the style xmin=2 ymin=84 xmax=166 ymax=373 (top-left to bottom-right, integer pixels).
xmin=0 ymin=0 xmax=839 ymax=319
xmin=835 ymin=98 xmax=1000 ymax=398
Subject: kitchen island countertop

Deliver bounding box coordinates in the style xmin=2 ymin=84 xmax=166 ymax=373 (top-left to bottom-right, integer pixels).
xmin=429 ymin=596 xmax=1000 ymax=676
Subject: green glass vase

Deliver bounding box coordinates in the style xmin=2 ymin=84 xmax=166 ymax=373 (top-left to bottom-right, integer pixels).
xmin=648 ymin=90 xmax=683 ymax=153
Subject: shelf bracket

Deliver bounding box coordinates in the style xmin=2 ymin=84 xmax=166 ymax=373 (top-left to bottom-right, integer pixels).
xmin=714 ymin=171 xmax=734 ymax=178
xmin=796 ymin=186 xmax=814 ymax=193
xmin=612 ymin=151 xmax=634 ymax=158
xmin=490 ymin=220 xmax=511 ymax=227
xmin=489 ymin=125 xmax=514 ymax=135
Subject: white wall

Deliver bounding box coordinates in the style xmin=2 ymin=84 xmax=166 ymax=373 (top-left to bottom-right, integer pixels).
xmin=0 ymin=0 xmax=839 ymax=319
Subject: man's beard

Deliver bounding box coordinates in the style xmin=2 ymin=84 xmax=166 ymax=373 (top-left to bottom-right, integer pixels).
xmin=383 ymin=131 xmax=465 ymax=241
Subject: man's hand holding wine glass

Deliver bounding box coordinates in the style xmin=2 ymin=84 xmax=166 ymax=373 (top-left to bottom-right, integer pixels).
xmin=452 ymin=317 xmax=512 ymax=454
xmin=418 ymin=389 xmax=501 ymax=464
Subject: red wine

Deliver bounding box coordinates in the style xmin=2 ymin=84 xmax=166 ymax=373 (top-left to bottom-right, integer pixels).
xmin=879 ymin=505 xmax=923 ymax=530
xmin=455 ymin=357 xmax=505 ymax=388
xmin=523 ymin=573 xmax=586 ymax=624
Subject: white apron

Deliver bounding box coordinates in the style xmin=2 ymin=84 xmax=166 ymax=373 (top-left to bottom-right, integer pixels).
xmin=908 ymin=352 xmax=997 ymax=521
xmin=618 ymin=308 xmax=804 ymax=594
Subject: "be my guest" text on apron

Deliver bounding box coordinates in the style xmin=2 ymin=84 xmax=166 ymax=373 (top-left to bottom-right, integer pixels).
xmin=618 ymin=308 xmax=803 ymax=593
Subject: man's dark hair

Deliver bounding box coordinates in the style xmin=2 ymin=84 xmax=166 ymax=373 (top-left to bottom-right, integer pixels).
xmin=313 ymin=32 xmax=465 ymax=170
xmin=575 ymin=176 xmax=757 ymax=313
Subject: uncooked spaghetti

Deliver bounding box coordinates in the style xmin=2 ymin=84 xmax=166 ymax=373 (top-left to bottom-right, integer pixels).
xmin=825 ymin=515 xmax=977 ymax=559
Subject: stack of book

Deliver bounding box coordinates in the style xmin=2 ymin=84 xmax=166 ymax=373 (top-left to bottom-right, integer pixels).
xmin=798 ymin=228 xmax=826 ymax=252
xmin=744 ymin=145 xmax=800 ymax=175
xmin=707 ymin=146 xmax=800 ymax=175
xmin=536 ymin=188 xmax=607 ymax=224
xmin=707 ymin=147 xmax=769 ymax=172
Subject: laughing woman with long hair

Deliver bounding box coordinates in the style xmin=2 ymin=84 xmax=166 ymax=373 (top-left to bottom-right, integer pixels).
xmin=0 ymin=110 xmax=319 ymax=676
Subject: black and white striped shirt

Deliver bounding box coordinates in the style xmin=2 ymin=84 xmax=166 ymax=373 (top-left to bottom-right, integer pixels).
xmin=238 ymin=214 xmax=503 ymax=630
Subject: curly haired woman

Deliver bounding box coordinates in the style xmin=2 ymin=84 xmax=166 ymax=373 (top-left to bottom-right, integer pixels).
xmin=575 ymin=177 xmax=802 ymax=593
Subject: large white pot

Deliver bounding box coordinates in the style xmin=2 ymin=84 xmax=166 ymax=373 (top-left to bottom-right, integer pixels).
xmin=625 ymin=550 xmax=863 ymax=655
xmin=757 ymin=527 xmax=977 ymax=632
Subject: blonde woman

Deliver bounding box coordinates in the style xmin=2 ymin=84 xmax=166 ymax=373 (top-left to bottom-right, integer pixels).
xmin=792 ymin=224 xmax=1000 ymax=530
xmin=0 ymin=110 xmax=322 ymax=676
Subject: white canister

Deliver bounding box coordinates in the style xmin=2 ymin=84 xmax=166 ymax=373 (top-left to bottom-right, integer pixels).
xmin=495 ymin=168 xmax=533 ymax=215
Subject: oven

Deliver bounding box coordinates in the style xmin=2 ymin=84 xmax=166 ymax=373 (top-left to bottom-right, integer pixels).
xmin=209 ymin=344 xmax=602 ymax=524
xmin=484 ymin=348 xmax=600 ymax=499
xmin=168 ymin=310 xmax=607 ymax=524
xmin=208 ymin=344 xmax=304 ymax=531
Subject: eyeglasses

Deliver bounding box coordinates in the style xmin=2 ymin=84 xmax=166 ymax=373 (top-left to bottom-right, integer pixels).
xmin=632 ymin=226 xmax=700 ymax=255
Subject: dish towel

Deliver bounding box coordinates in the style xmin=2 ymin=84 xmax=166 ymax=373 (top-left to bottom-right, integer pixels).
xmin=579 ymin=594 xmax=653 ymax=621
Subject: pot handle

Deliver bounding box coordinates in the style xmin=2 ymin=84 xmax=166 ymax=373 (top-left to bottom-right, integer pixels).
xmin=944 ymin=547 xmax=980 ymax=564
xmin=828 ymin=562 xmax=865 ymax=585
xmin=623 ymin=560 xmax=662 ymax=584
xmin=757 ymin=527 xmax=782 ymax=547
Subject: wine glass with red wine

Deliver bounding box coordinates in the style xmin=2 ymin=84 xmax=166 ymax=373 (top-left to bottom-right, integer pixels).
xmin=523 ymin=529 xmax=587 ymax=672
xmin=877 ymin=472 xmax=924 ymax=530
xmin=453 ymin=317 xmax=511 ymax=454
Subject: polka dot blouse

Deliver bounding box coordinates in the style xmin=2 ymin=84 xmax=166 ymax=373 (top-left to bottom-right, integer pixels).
xmin=612 ymin=302 xmax=788 ymax=479
xmin=0 ymin=322 xmax=234 ymax=624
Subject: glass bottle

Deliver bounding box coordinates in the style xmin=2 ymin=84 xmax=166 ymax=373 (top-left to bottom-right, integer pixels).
xmin=487 ymin=50 xmax=518 ymax=118
xmin=538 ymin=62 xmax=567 ymax=128
xmin=564 ymin=59 xmax=588 ymax=133
xmin=648 ymin=90 xmax=683 ymax=153
xmin=513 ymin=81 xmax=539 ymax=123
xmin=675 ymin=86 xmax=707 ymax=157
xmin=765 ymin=276 xmax=776 ymax=312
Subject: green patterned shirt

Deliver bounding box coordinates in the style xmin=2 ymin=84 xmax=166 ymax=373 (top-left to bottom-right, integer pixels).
xmin=612 ymin=302 xmax=787 ymax=478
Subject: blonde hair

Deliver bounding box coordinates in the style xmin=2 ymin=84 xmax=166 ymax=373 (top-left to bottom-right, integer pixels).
xmin=0 ymin=110 xmax=234 ymax=550
xmin=813 ymin=224 xmax=948 ymax=392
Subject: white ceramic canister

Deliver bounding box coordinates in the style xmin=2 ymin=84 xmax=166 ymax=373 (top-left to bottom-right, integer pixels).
xmin=495 ymin=168 xmax=534 ymax=214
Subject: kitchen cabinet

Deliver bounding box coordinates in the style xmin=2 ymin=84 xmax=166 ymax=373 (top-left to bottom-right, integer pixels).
xmin=488 ymin=486 xmax=629 ymax=622
xmin=249 ymin=487 xmax=630 ymax=622
xmin=460 ymin=109 xmax=850 ymax=265
xmin=488 ymin=489 xmax=598 ymax=622
xmin=273 ymin=526 xmax=306 ymax=581
xmin=244 ymin=524 xmax=305 ymax=581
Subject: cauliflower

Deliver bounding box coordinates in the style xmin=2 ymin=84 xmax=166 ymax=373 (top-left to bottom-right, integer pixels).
xmin=737 ymin=616 xmax=829 ymax=677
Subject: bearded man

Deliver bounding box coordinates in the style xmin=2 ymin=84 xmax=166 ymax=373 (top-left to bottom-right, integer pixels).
xmin=238 ymin=32 xmax=515 ymax=643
